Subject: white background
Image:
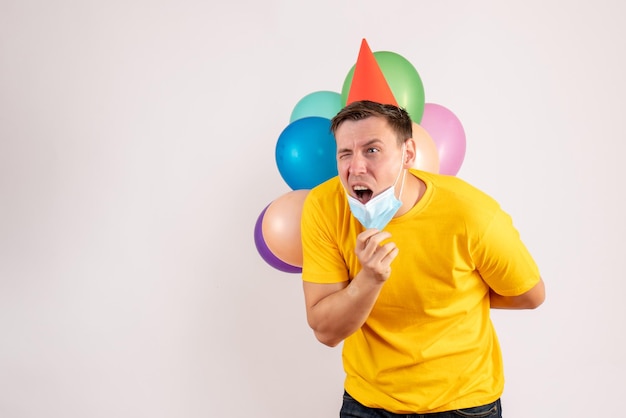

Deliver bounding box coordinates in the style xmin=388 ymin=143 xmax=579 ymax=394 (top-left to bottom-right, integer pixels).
xmin=1 ymin=1 xmax=624 ymax=417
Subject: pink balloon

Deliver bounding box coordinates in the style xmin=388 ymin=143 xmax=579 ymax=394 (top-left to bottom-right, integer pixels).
xmin=419 ymin=103 xmax=466 ymax=176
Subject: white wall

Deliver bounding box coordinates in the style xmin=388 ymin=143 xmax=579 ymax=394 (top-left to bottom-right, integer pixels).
xmin=1 ymin=1 xmax=624 ymax=417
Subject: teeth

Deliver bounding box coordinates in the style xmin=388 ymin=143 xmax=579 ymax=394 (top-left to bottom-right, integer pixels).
xmin=353 ymin=185 xmax=368 ymax=191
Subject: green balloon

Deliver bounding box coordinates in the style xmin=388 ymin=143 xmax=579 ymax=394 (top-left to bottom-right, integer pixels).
xmin=341 ymin=51 xmax=426 ymax=123
xmin=289 ymin=91 xmax=343 ymax=123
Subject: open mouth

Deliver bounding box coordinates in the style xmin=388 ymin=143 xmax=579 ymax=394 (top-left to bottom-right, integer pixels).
xmin=353 ymin=185 xmax=373 ymax=204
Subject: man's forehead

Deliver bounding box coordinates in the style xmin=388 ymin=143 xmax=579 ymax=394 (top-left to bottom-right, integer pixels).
xmin=337 ymin=137 xmax=385 ymax=151
xmin=337 ymin=116 xmax=390 ymax=135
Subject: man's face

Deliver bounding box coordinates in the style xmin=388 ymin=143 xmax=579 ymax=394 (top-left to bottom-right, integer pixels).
xmin=335 ymin=116 xmax=405 ymax=204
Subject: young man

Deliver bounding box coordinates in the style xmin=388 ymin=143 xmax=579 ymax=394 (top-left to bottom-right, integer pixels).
xmin=300 ymin=100 xmax=545 ymax=417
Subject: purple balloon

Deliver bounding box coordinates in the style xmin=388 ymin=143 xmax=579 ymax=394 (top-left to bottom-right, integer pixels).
xmin=254 ymin=206 xmax=302 ymax=274
xmin=420 ymin=103 xmax=466 ymax=176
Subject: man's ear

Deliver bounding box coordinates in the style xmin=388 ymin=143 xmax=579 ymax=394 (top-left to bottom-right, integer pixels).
xmin=403 ymin=137 xmax=417 ymax=168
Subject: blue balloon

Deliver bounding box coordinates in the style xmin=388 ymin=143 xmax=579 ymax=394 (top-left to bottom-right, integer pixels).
xmin=275 ymin=117 xmax=338 ymax=190
xmin=289 ymin=91 xmax=343 ymax=123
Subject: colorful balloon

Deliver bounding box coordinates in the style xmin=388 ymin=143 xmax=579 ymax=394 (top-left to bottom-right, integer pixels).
xmin=341 ymin=51 xmax=426 ymax=123
xmin=261 ymin=190 xmax=309 ymax=267
xmin=420 ymin=103 xmax=466 ymax=176
xmin=290 ymin=91 xmax=343 ymax=123
xmin=411 ymin=123 xmax=440 ymax=174
xmin=275 ymin=117 xmax=338 ymax=190
xmin=254 ymin=206 xmax=302 ymax=273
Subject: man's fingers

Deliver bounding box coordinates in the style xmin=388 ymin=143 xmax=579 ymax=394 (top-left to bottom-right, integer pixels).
xmin=357 ymin=230 xmax=392 ymax=251
xmin=361 ymin=242 xmax=397 ymax=271
xmin=372 ymin=242 xmax=398 ymax=265
xmin=380 ymin=244 xmax=399 ymax=264
xmin=355 ymin=230 xmax=398 ymax=281
xmin=356 ymin=229 xmax=380 ymax=249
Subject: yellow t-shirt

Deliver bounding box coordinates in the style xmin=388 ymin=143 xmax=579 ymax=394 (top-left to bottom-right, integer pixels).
xmin=301 ymin=170 xmax=541 ymax=413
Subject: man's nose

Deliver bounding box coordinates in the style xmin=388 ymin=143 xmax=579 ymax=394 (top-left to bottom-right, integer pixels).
xmin=348 ymin=153 xmax=367 ymax=174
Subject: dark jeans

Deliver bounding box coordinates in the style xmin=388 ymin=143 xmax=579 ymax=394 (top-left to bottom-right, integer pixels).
xmin=340 ymin=391 xmax=502 ymax=418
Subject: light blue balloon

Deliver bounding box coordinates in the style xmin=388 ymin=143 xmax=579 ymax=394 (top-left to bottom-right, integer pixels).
xmin=275 ymin=117 xmax=337 ymax=190
xmin=289 ymin=91 xmax=343 ymax=123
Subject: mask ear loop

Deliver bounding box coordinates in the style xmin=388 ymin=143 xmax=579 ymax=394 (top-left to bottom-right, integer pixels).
xmin=395 ymin=144 xmax=407 ymax=200
xmin=397 ymin=168 xmax=407 ymax=201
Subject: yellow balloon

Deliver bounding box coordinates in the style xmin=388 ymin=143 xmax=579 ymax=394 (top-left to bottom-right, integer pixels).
xmin=411 ymin=123 xmax=440 ymax=174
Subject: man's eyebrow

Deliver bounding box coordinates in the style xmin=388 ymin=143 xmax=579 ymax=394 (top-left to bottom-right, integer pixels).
xmin=337 ymin=139 xmax=383 ymax=154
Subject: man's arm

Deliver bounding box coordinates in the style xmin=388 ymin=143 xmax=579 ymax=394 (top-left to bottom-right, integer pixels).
xmin=303 ymin=229 xmax=398 ymax=347
xmin=489 ymin=277 xmax=546 ymax=309
xmin=303 ymin=277 xmax=383 ymax=347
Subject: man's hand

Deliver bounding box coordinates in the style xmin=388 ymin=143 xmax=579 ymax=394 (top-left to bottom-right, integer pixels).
xmin=303 ymin=228 xmax=399 ymax=347
xmin=355 ymin=229 xmax=399 ymax=283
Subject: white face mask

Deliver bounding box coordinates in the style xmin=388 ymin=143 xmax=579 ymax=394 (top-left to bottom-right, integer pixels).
xmin=346 ymin=145 xmax=406 ymax=230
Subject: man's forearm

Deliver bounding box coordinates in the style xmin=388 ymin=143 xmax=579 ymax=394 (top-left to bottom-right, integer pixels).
xmin=307 ymin=275 xmax=384 ymax=347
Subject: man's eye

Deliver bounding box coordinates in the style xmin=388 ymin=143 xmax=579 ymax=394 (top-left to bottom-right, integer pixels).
xmin=367 ymin=148 xmax=379 ymax=153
